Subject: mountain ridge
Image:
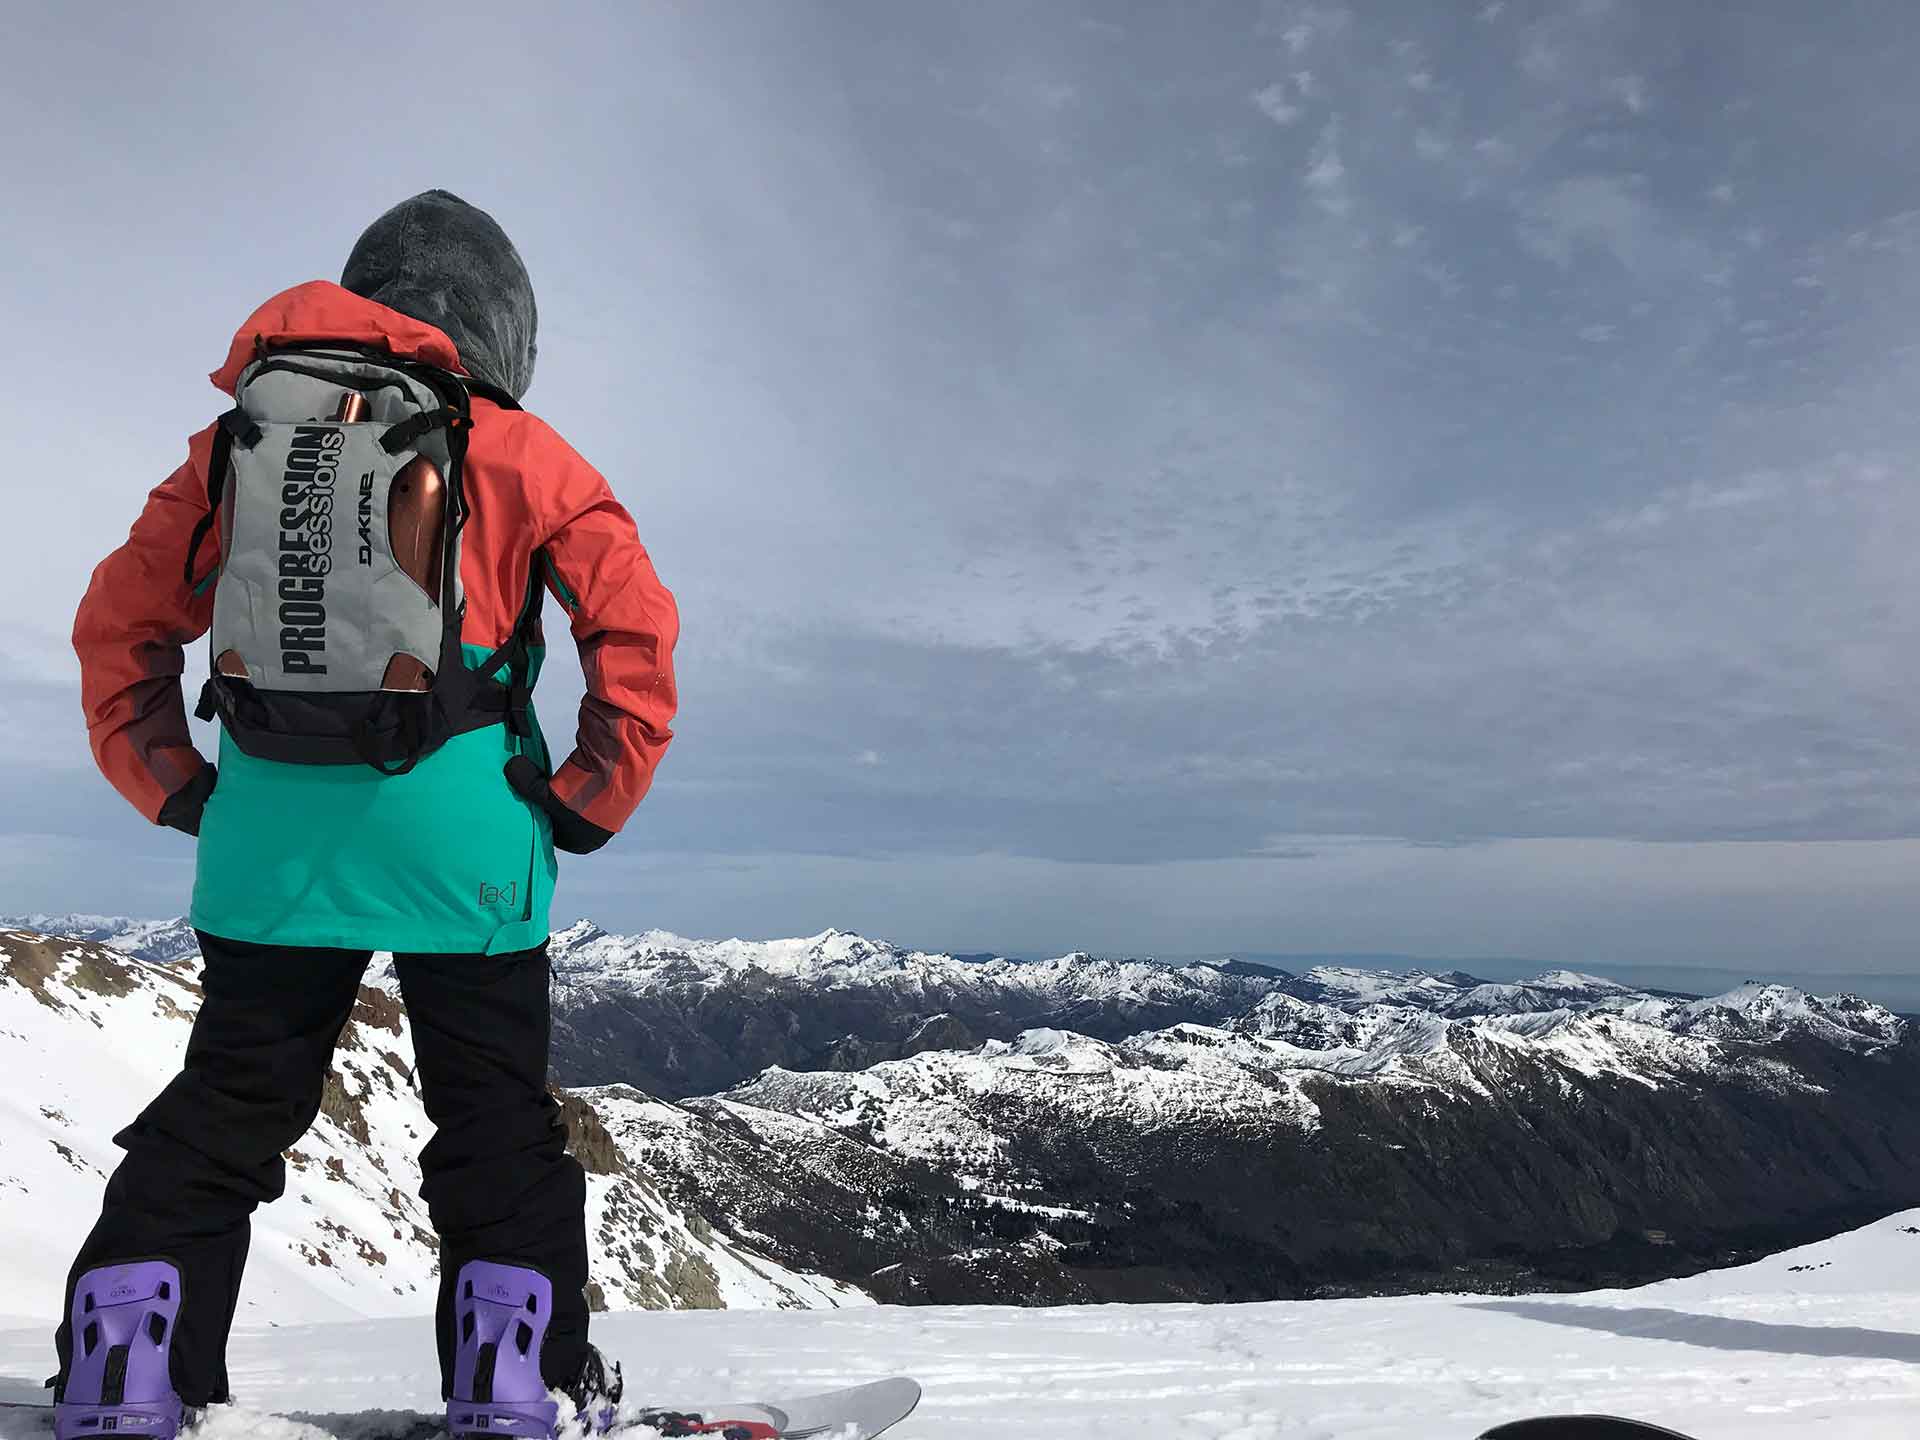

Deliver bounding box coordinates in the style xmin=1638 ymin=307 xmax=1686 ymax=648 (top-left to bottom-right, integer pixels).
xmin=8 ymin=912 xmax=1916 ymax=1310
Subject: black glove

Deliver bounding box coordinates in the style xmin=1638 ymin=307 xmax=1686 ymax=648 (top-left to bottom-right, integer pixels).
xmin=158 ymin=763 xmax=217 ymax=837
xmin=504 ymin=755 xmax=615 ymax=855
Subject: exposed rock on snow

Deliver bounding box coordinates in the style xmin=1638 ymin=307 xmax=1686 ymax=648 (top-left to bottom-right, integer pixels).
xmin=0 ymin=928 xmax=862 ymax=1326
xmin=699 ymin=963 xmax=1920 ymax=1304
xmin=0 ymin=913 xmax=202 ymax=966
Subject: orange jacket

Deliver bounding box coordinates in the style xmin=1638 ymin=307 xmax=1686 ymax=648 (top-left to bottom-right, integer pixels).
xmin=74 ymin=281 xmax=679 ymax=838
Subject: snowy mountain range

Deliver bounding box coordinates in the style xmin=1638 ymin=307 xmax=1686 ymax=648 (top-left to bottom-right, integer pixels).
xmin=541 ymin=920 xmax=1287 ymax=1095
xmin=706 ymin=974 xmax=1918 ymax=1302
xmin=7 ymin=913 xmax=1919 ymax=1312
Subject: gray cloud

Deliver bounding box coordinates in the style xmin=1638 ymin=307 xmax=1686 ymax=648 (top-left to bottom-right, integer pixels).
xmin=8 ymin=1 xmax=1920 ymax=979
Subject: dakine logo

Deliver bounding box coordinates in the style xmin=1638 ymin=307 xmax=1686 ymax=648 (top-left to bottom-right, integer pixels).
xmin=357 ymin=471 xmax=375 ymax=566
xmin=479 ymin=881 xmax=519 ymax=909
xmin=278 ymin=425 xmax=342 ymax=676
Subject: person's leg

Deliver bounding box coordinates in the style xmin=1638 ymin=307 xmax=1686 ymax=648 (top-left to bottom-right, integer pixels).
xmin=55 ymin=932 xmax=371 ymax=1406
xmin=394 ymin=943 xmax=589 ymax=1396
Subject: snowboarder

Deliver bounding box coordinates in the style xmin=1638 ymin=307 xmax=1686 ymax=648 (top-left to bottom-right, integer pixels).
xmin=56 ymin=190 xmax=679 ymax=1439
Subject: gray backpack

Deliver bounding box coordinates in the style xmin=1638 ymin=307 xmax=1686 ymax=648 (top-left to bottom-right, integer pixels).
xmin=185 ymin=342 xmax=538 ymax=774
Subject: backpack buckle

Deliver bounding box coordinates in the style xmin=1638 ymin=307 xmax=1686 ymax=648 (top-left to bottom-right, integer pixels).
xmin=217 ymin=407 xmax=262 ymax=449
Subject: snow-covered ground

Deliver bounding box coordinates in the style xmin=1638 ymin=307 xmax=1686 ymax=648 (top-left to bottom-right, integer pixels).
xmin=6 ymin=1211 xmax=1920 ymax=1438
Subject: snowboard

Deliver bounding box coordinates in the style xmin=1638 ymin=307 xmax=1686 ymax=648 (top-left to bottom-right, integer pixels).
xmin=1479 ymin=1418 xmax=1697 ymax=1439
xmin=0 ymin=1376 xmax=920 ymax=1439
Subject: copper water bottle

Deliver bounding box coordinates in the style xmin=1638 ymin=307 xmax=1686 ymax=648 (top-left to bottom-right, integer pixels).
xmin=380 ymin=457 xmax=444 ymax=690
xmin=343 ymin=391 xmax=442 ymax=691
xmin=380 ymin=652 xmax=435 ymax=691
xmin=378 ymin=389 xmax=445 ymax=695
xmin=388 ymin=456 xmax=446 ymax=604
xmin=328 ymin=391 xmax=444 ymax=602
xmin=383 ymin=396 xmax=446 ymax=691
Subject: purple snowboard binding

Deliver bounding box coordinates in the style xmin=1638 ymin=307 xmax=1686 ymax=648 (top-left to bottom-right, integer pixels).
xmin=55 ymin=1260 xmax=185 ymax=1440
xmin=449 ymin=1261 xmax=618 ymax=1438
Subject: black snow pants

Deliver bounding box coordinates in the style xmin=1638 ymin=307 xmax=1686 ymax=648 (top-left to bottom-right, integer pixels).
xmin=54 ymin=931 xmax=589 ymax=1406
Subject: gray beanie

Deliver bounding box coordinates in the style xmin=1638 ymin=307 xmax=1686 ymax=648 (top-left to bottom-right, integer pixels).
xmin=341 ymin=189 xmax=538 ymax=401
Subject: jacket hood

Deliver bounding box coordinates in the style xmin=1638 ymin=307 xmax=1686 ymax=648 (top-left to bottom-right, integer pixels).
xmin=339 ymin=189 xmax=538 ymax=401
xmin=210 ymin=281 xmax=467 ymax=394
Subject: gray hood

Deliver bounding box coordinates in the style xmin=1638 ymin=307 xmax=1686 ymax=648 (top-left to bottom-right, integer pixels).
xmin=341 ymin=189 xmax=538 ymax=401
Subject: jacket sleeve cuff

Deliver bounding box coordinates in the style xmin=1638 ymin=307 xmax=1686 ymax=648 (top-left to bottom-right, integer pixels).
xmin=139 ymin=745 xmax=214 ymax=825
xmin=547 ymin=759 xmax=621 ymax=834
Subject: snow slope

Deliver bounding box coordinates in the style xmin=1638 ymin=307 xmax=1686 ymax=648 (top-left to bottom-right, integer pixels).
xmin=8 ymin=1209 xmax=1920 ymax=1437
xmin=0 ymin=929 xmax=860 ymax=1329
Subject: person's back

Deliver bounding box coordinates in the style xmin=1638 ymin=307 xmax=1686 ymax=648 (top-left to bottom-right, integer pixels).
xmin=55 ymin=190 xmax=678 ymax=1440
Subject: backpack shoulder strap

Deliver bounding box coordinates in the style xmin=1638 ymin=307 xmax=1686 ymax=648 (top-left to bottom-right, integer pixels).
xmin=470 ymin=549 xmax=551 ymax=739
xmin=182 ymin=409 xmax=263 ymax=591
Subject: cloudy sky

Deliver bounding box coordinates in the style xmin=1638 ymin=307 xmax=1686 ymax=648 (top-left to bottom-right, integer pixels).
xmin=8 ymin=1 xmax=1920 ymax=996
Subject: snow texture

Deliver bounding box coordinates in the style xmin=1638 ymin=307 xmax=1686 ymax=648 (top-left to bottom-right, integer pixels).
xmin=8 ymin=1210 xmax=1920 ymax=1437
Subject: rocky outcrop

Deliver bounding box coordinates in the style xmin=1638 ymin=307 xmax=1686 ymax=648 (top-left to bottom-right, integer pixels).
xmin=703 ymin=1006 xmax=1920 ymax=1304
xmin=0 ymin=927 xmax=867 ymax=1323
